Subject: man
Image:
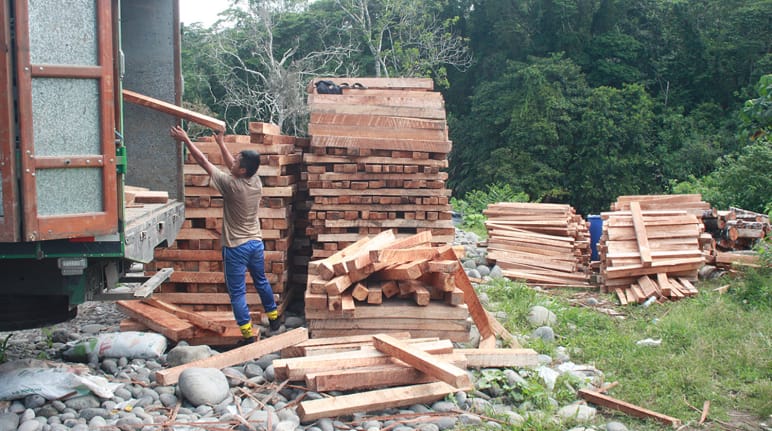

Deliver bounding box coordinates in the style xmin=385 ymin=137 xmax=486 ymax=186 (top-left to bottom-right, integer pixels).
xmin=170 ymin=125 xmax=280 ymax=343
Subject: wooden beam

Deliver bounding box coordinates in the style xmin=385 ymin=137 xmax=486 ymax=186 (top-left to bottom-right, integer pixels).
xmin=298 ymin=382 xmax=457 ymax=422
xmin=122 ymin=89 xmax=225 ymax=132
xmin=578 ymin=389 xmax=682 ymax=427
xmin=142 ymin=298 xmax=228 ymax=334
xmin=454 ymin=348 xmax=538 ymax=368
xmin=155 ymin=328 xmax=308 ymax=385
xmin=373 ymin=334 xmax=472 ymax=389
xmin=116 ymin=300 xmax=194 ymax=341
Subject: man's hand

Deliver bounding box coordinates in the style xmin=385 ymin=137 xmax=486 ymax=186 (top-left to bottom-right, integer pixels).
xmin=169 ymin=125 xmax=191 ymax=143
xmin=214 ymin=129 xmax=225 ymax=146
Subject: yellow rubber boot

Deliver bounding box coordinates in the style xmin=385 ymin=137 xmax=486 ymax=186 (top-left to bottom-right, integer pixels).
xmin=239 ymin=321 xmax=254 ymax=339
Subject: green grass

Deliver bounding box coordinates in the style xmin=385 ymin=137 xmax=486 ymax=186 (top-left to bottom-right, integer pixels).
xmin=473 ymin=267 xmax=772 ymax=430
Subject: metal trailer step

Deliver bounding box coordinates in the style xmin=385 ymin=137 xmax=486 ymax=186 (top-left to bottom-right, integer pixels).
xmin=93 ymin=267 xmax=174 ymax=301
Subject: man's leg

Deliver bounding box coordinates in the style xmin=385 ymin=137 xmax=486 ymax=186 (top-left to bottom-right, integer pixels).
xmin=245 ymin=240 xmax=279 ymax=329
xmin=223 ymin=244 xmax=255 ymax=341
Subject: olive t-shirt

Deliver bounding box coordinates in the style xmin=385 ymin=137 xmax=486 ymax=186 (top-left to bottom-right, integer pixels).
xmin=210 ymin=169 xmax=263 ymax=247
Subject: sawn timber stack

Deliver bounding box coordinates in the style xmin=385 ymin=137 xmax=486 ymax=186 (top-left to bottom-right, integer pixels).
xmin=305 ymin=77 xmax=455 ymax=258
xmin=599 ymin=197 xmax=705 ymax=304
xmin=484 ymin=202 xmax=592 ymax=288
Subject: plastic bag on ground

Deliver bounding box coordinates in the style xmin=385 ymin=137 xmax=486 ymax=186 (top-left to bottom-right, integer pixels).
xmin=0 ymin=359 xmax=120 ymax=400
xmin=62 ymin=331 xmax=167 ymax=362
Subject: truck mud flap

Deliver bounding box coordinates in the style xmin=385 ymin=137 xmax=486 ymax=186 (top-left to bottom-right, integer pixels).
xmin=92 ymin=267 xmax=174 ymax=301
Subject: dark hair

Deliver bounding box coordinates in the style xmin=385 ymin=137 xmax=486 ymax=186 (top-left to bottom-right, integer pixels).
xmin=239 ymin=150 xmax=261 ymax=177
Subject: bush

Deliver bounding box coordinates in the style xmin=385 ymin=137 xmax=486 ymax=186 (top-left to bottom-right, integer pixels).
xmin=451 ymin=183 xmax=529 ymax=235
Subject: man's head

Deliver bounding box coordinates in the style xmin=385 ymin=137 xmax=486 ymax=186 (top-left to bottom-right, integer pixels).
xmin=231 ymin=150 xmax=261 ymax=178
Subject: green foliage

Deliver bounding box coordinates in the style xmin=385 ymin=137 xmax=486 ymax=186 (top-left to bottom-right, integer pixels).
xmin=483 ymin=275 xmax=772 ymax=423
xmin=728 ymin=238 xmax=772 ymax=311
xmin=0 ymin=334 xmax=10 ymax=363
xmin=451 ymin=183 xmax=528 ymax=235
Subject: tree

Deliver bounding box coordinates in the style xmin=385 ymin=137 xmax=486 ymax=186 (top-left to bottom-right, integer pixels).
xmin=334 ymin=0 xmax=472 ymax=83
xmin=192 ymin=0 xmax=358 ymax=134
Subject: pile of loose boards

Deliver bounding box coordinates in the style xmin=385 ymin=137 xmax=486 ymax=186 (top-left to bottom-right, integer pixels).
xmin=599 ymin=194 xmax=709 ymax=303
xmin=304 ymin=77 xmax=456 ymax=259
xmin=305 ymin=229 xmax=479 ymax=341
xmin=152 ymin=328 xmax=539 ymax=423
xmin=483 ymin=202 xmax=592 ymax=288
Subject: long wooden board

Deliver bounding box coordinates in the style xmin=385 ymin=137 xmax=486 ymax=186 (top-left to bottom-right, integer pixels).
xmin=123 ymin=89 xmax=225 ymax=132
xmin=155 ymin=327 xmax=308 ymax=385
xmin=298 ymin=382 xmax=457 ymax=422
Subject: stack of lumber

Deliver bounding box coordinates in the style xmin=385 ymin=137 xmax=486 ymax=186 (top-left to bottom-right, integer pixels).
xmin=304 ymin=77 xmax=455 ymax=259
xmin=276 ymin=332 xmax=539 ymax=422
xmin=483 ymin=202 xmax=592 ymax=288
xmin=305 ymin=229 xmax=491 ymax=342
xmin=145 ymin=122 xmax=303 ymax=313
xmin=610 ymin=194 xmax=712 ymax=217
xmin=124 ymin=185 xmax=169 ymax=205
xmin=599 ymin=200 xmax=704 ymax=304
xmin=115 ymin=295 xmax=261 ymax=346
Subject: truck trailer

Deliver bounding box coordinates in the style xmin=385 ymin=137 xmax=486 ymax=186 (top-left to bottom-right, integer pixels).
xmin=0 ymin=0 xmax=185 ymax=329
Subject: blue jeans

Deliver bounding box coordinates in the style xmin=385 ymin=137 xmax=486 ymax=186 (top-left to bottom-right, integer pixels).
xmin=223 ymin=240 xmax=277 ymax=326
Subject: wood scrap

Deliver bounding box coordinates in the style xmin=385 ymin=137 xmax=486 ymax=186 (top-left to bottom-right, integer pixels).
xmin=578 ymin=388 xmax=682 ymax=427
xmin=122 ymin=89 xmax=225 ymax=132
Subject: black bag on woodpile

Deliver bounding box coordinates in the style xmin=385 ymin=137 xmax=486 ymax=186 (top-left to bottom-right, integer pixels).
xmin=315 ymin=80 xmax=343 ymax=94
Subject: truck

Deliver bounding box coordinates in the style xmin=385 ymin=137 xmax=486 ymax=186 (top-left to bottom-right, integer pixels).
xmin=0 ymin=0 xmax=185 ymax=330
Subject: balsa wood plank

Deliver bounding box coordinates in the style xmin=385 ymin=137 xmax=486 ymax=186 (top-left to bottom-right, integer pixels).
xmin=142 ymin=298 xmax=228 ymax=334
xmin=123 ymin=89 xmax=225 ymax=132
xmin=455 ymin=348 xmax=539 ymax=368
xmin=116 ymin=300 xmax=194 ymax=341
xmin=309 ymin=123 xmax=447 ymax=141
xmin=155 ymin=328 xmax=308 ymax=385
xmin=373 ymin=334 xmax=472 ymax=389
xmin=578 ymin=389 xmax=682 ymax=426
xmin=630 ymin=201 xmax=653 ymax=267
xmin=310 ymin=112 xmax=445 ymax=129
xmin=275 ymin=339 xmax=454 ymax=381
xmin=307 ymin=353 xmax=467 ymax=392
xmin=281 ymin=332 xmax=412 ymax=358
xmin=310 ymin=135 xmax=451 ymax=153
xmin=298 ymin=382 xmax=457 ymax=422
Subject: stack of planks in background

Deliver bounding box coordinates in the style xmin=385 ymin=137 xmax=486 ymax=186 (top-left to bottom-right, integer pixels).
xmin=304 ymin=77 xmax=455 ymax=259
xmin=304 ymin=230 xmax=474 ymax=341
xmin=599 ymin=195 xmax=707 ymax=304
xmin=483 ymin=202 xmax=592 ymax=288
xmin=141 ymin=123 xmax=304 ymax=339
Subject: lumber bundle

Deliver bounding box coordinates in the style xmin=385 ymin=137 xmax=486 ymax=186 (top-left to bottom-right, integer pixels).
xmin=483 ymin=202 xmax=592 ymax=288
xmin=610 ymin=194 xmax=712 ymax=217
xmin=144 ymin=123 xmax=304 ymax=314
xmin=599 ymin=201 xmax=704 ymax=304
xmin=124 ymin=185 xmax=169 ymax=205
xmin=304 ymin=230 xmax=492 ymax=342
xmin=274 ymin=331 xmax=538 ymax=422
xmin=304 ymin=77 xmax=455 ymax=259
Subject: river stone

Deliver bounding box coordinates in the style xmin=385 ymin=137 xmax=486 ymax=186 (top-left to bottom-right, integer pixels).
xmin=0 ymin=413 xmax=19 ymax=431
xmin=606 ymin=421 xmax=629 ymax=431
xmin=476 ymin=265 xmax=491 ymax=276
xmin=432 ymin=416 xmax=457 ymax=430
xmin=178 ymin=368 xmax=230 ymax=406
xmin=275 ymin=421 xmax=300 ymax=431
xmin=557 ymin=404 xmax=597 ymax=422
xmin=222 ymin=367 xmax=248 ymax=386
xmin=17 ymin=420 xmax=42 ymax=431
xmin=101 ymin=358 xmax=119 ymax=375
xmin=417 ymin=424 xmax=440 ymax=431
xmin=532 ymin=326 xmax=555 ymax=342
xmin=64 ymin=395 xmax=100 ymax=410
xmin=255 ymin=353 xmax=280 ymax=370
xmin=79 ymin=408 xmax=110 ymax=421
xmin=166 ymin=345 xmax=214 ymax=367
xmin=458 ymin=413 xmax=482 ymax=425
xmin=285 ymin=315 xmax=305 ymax=328
xmin=527 ymin=306 xmax=557 ymax=327
xmin=159 ymin=393 xmax=178 ymax=408
xmin=430 ymin=401 xmax=456 ymax=413
xmin=23 ymin=395 xmax=45 ymax=409
xmin=489 ymin=265 xmax=504 ymax=278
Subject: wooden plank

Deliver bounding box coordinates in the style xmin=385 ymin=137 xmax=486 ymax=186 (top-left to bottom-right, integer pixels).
xmin=304 ymin=298 xmax=469 ymax=320
xmin=372 ymin=334 xmax=472 ymax=389
xmin=578 ymin=389 xmax=682 ymax=427
xmin=281 ymin=332 xmax=412 ymax=358
xmin=454 ymin=348 xmax=539 ymax=368
xmin=142 ymin=298 xmax=228 ymax=334
xmin=307 ymin=353 xmax=467 ymax=392
xmin=275 ymin=339 xmax=454 ymax=381
xmin=434 ymin=247 xmax=493 ymax=339
xmin=116 ymin=300 xmax=194 ymax=341
xmin=630 ymin=201 xmax=653 ymax=267
xmin=370 ymin=247 xmax=440 ymax=265
xmin=298 ymin=382 xmax=456 ymax=422
xmin=155 ymin=328 xmax=309 ymax=385
xmin=123 ymin=89 xmax=225 ymax=132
